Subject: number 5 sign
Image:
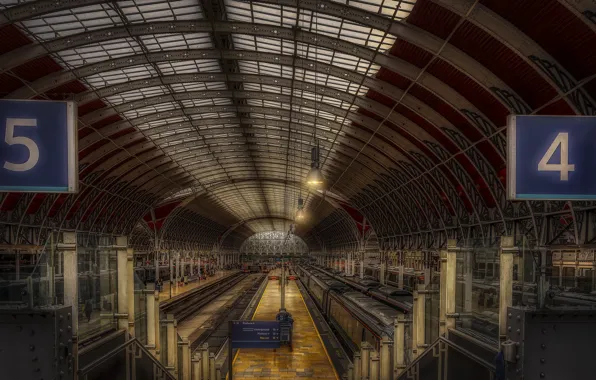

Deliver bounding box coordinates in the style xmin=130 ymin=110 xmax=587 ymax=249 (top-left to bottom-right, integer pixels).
xmin=508 ymin=115 xmax=596 ymax=200
xmin=0 ymin=100 xmax=78 ymax=193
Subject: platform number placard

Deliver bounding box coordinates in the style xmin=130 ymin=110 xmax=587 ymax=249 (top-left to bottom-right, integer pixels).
xmin=508 ymin=115 xmax=596 ymax=200
xmin=537 ymin=132 xmax=575 ymax=181
xmin=0 ymin=100 xmax=78 ymax=193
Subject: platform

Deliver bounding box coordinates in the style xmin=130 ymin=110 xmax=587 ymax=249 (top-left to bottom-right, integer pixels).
xmin=159 ymin=270 xmax=235 ymax=301
xmin=231 ymin=279 xmax=338 ymax=380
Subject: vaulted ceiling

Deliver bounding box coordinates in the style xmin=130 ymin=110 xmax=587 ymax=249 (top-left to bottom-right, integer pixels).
xmin=1 ymin=0 xmax=595 ymax=251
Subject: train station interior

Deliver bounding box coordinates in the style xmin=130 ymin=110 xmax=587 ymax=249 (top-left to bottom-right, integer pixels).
xmin=1 ymin=0 xmax=596 ymax=379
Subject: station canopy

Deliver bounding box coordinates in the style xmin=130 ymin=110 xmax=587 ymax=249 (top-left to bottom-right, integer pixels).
xmin=0 ymin=0 xmax=594 ymax=250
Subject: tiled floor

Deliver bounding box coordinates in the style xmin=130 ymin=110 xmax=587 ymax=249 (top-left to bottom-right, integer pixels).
xmin=232 ymin=278 xmax=338 ymax=380
xmin=159 ymin=270 xmax=235 ymax=301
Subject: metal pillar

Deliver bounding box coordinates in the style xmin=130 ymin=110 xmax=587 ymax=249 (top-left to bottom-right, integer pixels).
xmin=360 ymin=260 xmax=364 ymax=280
xmin=60 ymin=231 xmax=78 ymax=335
xmin=499 ymin=236 xmax=515 ymax=343
xmin=394 ymin=315 xmax=406 ymax=376
xmin=398 ymin=264 xmax=404 ymax=289
xmin=146 ymin=283 xmax=156 ymax=351
xmin=281 ymin=257 xmax=285 ymax=310
xmin=439 ymin=249 xmax=447 ymax=336
xmin=176 ymin=252 xmax=181 ymax=292
xmin=169 ymin=251 xmax=174 ymax=299
xmin=351 ymin=257 xmax=356 ymax=277
xmin=380 ymin=335 xmax=392 ymax=380
xmin=127 ymin=247 xmax=135 ymax=336
xmin=117 ymin=236 xmax=129 ymax=332
xmin=413 ymin=284 xmax=425 ymax=357
xmin=446 ymin=239 xmax=457 ymax=331
xmin=463 ymin=247 xmax=473 ymax=328
xmin=379 ymin=261 xmax=386 ymax=285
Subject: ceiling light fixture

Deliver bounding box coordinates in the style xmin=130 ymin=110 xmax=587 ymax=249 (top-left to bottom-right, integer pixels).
xmin=306 ymin=141 xmax=325 ymax=189
xmin=296 ymin=197 xmax=305 ymax=221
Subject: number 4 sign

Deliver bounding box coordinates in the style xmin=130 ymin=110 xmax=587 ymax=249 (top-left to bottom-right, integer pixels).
xmin=508 ymin=115 xmax=596 ymax=200
xmin=0 ymin=100 xmax=78 ymax=193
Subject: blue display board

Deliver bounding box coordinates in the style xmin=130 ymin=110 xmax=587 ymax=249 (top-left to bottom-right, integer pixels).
xmin=230 ymin=320 xmax=281 ymax=349
xmin=508 ymin=115 xmax=596 ymax=200
xmin=0 ymin=100 xmax=77 ymax=193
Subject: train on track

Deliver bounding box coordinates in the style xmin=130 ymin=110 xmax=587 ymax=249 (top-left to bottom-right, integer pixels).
xmin=296 ymin=265 xmax=407 ymax=355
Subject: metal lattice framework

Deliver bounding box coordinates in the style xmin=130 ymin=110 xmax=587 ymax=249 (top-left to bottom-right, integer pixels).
xmin=1 ymin=0 xmax=596 ymax=253
xmin=240 ymin=230 xmax=309 ymax=255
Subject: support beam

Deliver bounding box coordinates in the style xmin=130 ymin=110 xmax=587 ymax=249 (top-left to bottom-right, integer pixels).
xmin=446 ymin=239 xmax=457 ymax=331
xmin=499 ymin=236 xmax=516 ymax=343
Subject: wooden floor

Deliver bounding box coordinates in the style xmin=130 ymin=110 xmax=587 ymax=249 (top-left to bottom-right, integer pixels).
xmin=232 ymin=278 xmax=338 ymax=380
xmin=159 ymin=270 xmax=235 ymax=301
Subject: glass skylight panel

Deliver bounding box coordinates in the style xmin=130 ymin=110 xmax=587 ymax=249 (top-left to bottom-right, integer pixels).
xmin=170 ymin=82 xmax=227 ymax=92
xmin=119 ymin=0 xmax=203 ymax=23
xmin=140 ymin=116 xmax=187 ymax=130
xmin=156 ymin=59 xmax=221 ymax=75
xmin=140 ymin=33 xmax=213 ymax=51
xmin=105 ymin=86 xmax=169 ymax=105
xmin=123 ymin=101 xmax=179 ymax=119
xmin=18 ymin=4 xmax=121 ymax=41
xmin=56 ymin=37 xmax=142 ymax=67
xmin=179 ymin=98 xmax=232 ymax=108
xmin=85 ymin=64 xmax=157 ymax=88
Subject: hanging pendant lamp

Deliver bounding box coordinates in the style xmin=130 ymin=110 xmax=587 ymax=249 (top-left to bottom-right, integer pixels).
xmin=306 ymin=143 xmax=325 ymax=189
xmin=296 ymin=198 xmax=305 ymax=221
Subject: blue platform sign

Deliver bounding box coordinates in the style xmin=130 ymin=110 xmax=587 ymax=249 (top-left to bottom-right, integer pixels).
xmin=0 ymin=100 xmax=77 ymax=193
xmin=508 ymin=115 xmax=596 ymax=200
xmin=230 ymin=320 xmax=281 ymax=348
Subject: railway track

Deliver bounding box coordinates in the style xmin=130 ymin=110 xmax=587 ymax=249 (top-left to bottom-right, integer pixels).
xmin=160 ymin=272 xmax=246 ymax=322
xmin=190 ymin=274 xmax=266 ymax=353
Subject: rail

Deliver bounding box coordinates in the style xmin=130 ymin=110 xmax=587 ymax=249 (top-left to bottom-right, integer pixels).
xmin=161 ymin=272 xmax=245 ymax=321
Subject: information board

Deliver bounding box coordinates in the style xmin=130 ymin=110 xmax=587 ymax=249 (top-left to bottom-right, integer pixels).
xmin=229 ymin=320 xmax=281 ymax=349
xmin=508 ymin=115 xmax=596 ymax=200
xmin=0 ymin=100 xmax=77 ymax=193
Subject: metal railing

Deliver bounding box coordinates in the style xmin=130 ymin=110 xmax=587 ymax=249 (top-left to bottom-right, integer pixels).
xmin=78 ymin=336 xmax=176 ymax=380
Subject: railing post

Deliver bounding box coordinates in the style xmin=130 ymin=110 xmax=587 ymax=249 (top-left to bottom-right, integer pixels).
xmin=201 ymin=343 xmax=209 ymax=380
xmin=394 ymin=316 xmax=405 ymax=376
xmin=361 ymin=342 xmax=371 ymax=379
xmin=165 ymin=313 xmax=178 ymax=376
xmin=209 ymin=352 xmax=216 ymax=380
xmin=380 ymin=335 xmax=392 ymax=380
xmin=347 ymin=363 xmax=354 ymax=380
xmin=181 ymin=338 xmax=191 ymax=380
xmin=369 ymin=351 xmax=379 ymax=380
xmin=353 ymin=352 xmax=362 ymax=380
xmin=445 ymin=239 xmax=457 ymax=331
xmin=216 ymin=365 xmax=221 ymax=380
xmin=192 ymin=354 xmax=202 ymax=380
xmin=439 ymin=249 xmax=447 ymax=336
xmin=499 ymin=236 xmax=516 ymax=343
xmin=117 ymin=236 xmax=129 ymax=332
